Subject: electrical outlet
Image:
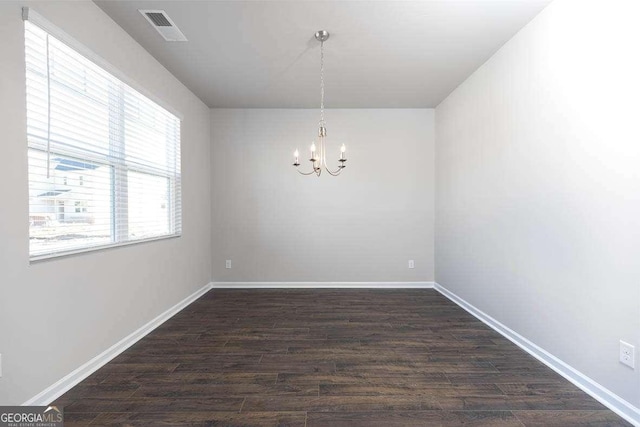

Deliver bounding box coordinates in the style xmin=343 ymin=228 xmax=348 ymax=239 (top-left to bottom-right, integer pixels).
xmin=620 ymin=341 xmax=635 ymax=369
xmin=225 ymin=260 xmax=232 ymax=269
xmin=408 ymin=260 xmax=415 ymax=269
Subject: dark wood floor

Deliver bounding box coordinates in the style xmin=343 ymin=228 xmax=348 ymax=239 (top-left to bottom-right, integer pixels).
xmin=54 ymin=289 xmax=630 ymax=426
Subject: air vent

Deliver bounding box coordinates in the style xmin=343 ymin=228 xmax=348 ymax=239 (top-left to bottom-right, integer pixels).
xmin=146 ymin=12 xmax=171 ymax=27
xmin=139 ymin=10 xmax=187 ymax=42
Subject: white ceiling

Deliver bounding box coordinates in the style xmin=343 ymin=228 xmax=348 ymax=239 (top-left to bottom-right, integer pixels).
xmin=94 ymin=0 xmax=551 ymax=108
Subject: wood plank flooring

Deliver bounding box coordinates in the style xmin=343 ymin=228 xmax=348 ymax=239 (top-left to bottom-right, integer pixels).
xmin=53 ymin=289 xmax=630 ymax=426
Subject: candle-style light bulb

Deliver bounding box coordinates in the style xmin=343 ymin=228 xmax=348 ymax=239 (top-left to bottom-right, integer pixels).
xmin=340 ymin=144 xmax=346 ymax=159
xmin=293 ymin=149 xmax=300 ymax=166
xmin=310 ymin=143 xmax=317 ymax=162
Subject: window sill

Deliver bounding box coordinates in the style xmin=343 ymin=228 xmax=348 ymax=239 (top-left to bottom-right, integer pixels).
xmin=29 ymin=233 xmax=182 ymax=263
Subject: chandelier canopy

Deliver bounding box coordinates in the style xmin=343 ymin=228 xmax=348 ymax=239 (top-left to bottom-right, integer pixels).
xmin=293 ymin=30 xmax=347 ymax=177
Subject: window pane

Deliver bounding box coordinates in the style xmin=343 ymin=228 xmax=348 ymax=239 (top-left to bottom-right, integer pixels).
xmin=25 ymin=25 xmax=111 ymax=158
xmin=28 ymin=149 xmax=114 ymax=255
xmin=123 ymin=87 xmax=180 ymax=174
xmin=47 ymin=77 xmax=111 ymax=157
xmin=127 ymin=171 xmax=170 ymax=240
xmin=124 ymin=111 xmax=168 ymax=170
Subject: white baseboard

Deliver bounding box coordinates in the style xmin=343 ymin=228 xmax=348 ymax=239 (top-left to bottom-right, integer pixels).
xmin=434 ymin=282 xmax=640 ymax=427
xmin=211 ymin=281 xmax=435 ymax=289
xmin=23 ymin=283 xmax=212 ymax=406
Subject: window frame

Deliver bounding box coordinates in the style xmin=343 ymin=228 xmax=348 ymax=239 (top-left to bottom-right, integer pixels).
xmin=24 ymin=8 xmax=183 ymax=262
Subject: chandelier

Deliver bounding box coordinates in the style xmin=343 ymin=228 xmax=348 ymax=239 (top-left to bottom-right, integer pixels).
xmin=293 ymin=30 xmax=347 ymax=176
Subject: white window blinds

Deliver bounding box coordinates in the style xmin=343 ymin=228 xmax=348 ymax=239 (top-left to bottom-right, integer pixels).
xmin=24 ymin=18 xmax=182 ymax=260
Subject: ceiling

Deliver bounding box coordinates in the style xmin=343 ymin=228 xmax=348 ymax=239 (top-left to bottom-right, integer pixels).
xmin=95 ymin=0 xmax=551 ymax=108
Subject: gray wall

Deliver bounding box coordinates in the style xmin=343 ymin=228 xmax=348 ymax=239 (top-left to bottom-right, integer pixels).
xmin=0 ymin=1 xmax=212 ymax=405
xmin=211 ymin=109 xmax=434 ymax=282
xmin=435 ymin=0 xmax=640 ymax=408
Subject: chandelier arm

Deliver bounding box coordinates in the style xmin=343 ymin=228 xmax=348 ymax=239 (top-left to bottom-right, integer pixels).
xmin=297 ymin=168 xmax=317 ymax=176
xmin=297 ymin=160 xmax=321 ymax=175
xmin=324 ymin=165 xmax=343 ymax=176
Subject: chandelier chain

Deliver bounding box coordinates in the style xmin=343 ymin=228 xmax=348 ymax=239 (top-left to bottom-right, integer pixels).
xmin=319 ymin=40 xmax=325 ymax=126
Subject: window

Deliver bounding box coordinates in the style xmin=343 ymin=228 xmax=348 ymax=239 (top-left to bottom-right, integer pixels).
xmin=24 ymin=18 xmax=181 ymax=260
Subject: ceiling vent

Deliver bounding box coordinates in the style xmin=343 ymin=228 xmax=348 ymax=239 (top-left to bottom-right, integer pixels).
xmin=139 ymin=10 xmax=187 ymax=42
